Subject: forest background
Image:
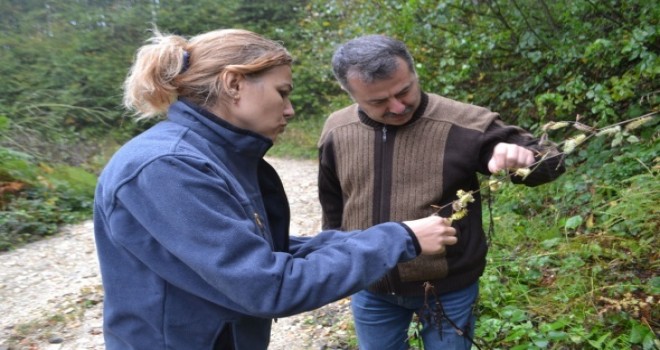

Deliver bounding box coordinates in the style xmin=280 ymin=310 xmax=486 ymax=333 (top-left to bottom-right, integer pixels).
xmin=0 ymin=0 xmax=657 ymax=349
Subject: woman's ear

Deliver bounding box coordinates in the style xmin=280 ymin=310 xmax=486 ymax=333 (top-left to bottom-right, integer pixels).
xmin=222 ymin=71 xmax=243 ymax=100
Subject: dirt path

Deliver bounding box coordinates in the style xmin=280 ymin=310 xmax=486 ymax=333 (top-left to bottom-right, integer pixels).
xmin=0 ymin=157 xmax=353 ymax=350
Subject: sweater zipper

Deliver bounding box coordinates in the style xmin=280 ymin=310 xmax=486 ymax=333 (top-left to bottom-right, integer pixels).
xmin=379 ymin=125 xmax=389 ymax=223
xmin=379 ymin=125 xmax=396 ymax=295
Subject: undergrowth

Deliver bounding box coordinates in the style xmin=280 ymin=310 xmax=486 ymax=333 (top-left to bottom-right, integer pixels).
xmin=0 ymin=146 xmax=96 ymax=251
xmin=472 ymin=127 xmax=659 ymax=350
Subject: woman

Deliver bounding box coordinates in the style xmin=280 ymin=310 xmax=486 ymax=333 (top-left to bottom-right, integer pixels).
xmin=94 ymin=28 xmax=457 ymax=349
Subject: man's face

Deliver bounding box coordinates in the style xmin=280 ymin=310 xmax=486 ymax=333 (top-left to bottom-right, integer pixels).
xmin=345 ymin=57 xmax=421 ymax=126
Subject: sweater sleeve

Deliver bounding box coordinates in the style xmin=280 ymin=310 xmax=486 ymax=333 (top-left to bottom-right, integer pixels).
xmin=106 ymin=155 xmax=418 ymax=318
xmin=317 ymin=134 xmax=345 ymax=230
xmin=480 ymin=119 xmax=566 ymax=186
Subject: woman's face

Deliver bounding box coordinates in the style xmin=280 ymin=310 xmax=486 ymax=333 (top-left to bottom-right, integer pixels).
xmin=223 ymin=65 xmax=295 ymax=142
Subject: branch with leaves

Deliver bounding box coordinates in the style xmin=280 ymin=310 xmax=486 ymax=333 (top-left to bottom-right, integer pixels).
xmin=433 ymin=112 xmax=658 ymax=222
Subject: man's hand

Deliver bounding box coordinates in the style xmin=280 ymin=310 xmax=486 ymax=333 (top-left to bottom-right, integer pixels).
xmin=403 ymin=216 xmax=457 ymax=255
xmin=487 ymin=142 xmax=535 ymax=174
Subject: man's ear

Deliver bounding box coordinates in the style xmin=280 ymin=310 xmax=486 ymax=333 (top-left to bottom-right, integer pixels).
xmin=345 ymin=90 xmax=357 ymax=103
xmin=339 ymin=84 xmax=357 ymax=102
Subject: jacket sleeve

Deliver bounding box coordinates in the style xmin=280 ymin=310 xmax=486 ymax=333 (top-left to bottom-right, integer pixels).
xmin=106 ymin=155 xmax=418 ymax=318
xmin=480 ymin=119 xmax=566 ymax=186
xmin=317 ymin=134 xmax=345 ymax=230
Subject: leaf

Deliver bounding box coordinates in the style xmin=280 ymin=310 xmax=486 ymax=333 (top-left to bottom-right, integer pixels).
xmin=588 ymin=332 xmax=611 ymax=349
xmin=643 ymin=334 xmax=659 ymax=350
xmin=548 ymin=330 xmax=569 ymax=340
xmin=533 ymin=339 xmax=549 ymax=347
xmin=630 ymin=322 xmax=644 ymax=343
xmin=612 ymin=133 xmax=624 ymax=147
xmin=564 ymin=215 xmax=583 ymax=230
xmin=649 ymin=276 xmax=660 ymax=295
xmin=540 ymin=238 xmax=561 ymax=249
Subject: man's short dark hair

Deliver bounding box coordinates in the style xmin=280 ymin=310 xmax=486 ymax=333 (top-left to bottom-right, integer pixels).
xmin=331 ymin=35 xmax=416 ymax=91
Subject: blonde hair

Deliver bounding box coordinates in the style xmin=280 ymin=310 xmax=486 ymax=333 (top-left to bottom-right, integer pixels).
xmin=123 ymin=28 xmax=293 ymax=119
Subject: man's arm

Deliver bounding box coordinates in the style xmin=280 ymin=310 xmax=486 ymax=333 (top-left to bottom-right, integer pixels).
xmin=482 ymin=119 xmax=565 ymax=186
xmin=318 ymin=136 xmax=345 ymax=229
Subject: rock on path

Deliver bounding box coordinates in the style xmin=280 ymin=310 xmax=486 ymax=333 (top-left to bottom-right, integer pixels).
xmin=0 ymin=157 xmax=353 ymax=350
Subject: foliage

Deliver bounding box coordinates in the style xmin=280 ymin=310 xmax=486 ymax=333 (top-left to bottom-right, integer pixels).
xmin=470 ymin=119 xmax=659 ymax=349
xmin=0 ymin=0 xmax=658 ymax=347
xmin=0 ymin=145 xmax=96 ymax=251
xmin=301 ymin=0 xmax=658 ymax=128
xmin=0 ymin=0 xmax=305 ymax=249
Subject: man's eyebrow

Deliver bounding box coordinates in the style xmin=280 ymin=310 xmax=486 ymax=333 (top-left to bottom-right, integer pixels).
xmin=366 ymin=82 xmax=412 ymax=103
xmin=367 ymin=96 xmax=387 ymax=103
xmin=395 ymin=84 xmax=411 ymax=96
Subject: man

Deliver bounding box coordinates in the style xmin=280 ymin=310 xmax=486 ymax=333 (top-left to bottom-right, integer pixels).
xmin=317 ymin=35 xmax=565 ymax=350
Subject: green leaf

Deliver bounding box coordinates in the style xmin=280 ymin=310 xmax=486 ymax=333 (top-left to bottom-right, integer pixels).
xmin=630 ymin=322 xmax=644 ymax=343
xmin=588 ymin=332 xmax=611 ymax=349
xmin=643 ymin=333 xmax=659 ymax=350
xmin=540 ymin=237 xmax=561 ymax=249
xmin=533 ymin=338 xmax=549 ymax=347
xmin=565 ymin=215 xmax=583 ymax=230
xmin=650 ymin=276 xmax=660 ymax=295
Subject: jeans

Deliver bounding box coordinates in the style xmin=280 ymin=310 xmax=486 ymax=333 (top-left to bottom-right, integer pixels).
xmin=350 ymin=282 xmax=478 ymax=350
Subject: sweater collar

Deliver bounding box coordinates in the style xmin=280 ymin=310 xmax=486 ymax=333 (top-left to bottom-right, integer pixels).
xmin=357 ymin=92 xmax=429 ymax=128
xmin=168 ymin=99 xmax=273 ymax=159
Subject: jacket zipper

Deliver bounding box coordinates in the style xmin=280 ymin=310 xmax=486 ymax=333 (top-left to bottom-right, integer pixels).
xmin=253 ymin=212 xmax=274 ymax=250
xmin=253 ymin=211 xmax=277 ymax=321
xmin=254 ymin=212 xmax=264 ymax=229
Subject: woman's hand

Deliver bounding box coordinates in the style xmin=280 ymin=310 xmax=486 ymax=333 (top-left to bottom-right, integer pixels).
xmin=403 ymin=216 xmax=457 ymax=255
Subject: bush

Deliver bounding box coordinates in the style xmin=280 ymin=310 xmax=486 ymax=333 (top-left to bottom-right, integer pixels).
xmin=0 ymin=146 xmax=95 ymax=251
xmin=474 ymin=121 xmax=658 ymax=349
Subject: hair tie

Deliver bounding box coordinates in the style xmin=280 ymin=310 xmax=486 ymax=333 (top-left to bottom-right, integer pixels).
xmin=180 ymin=51 xmax=190 ymax=74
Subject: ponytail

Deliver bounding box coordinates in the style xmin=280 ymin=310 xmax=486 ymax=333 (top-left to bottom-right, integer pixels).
xmin=122 ymin=29 xmax=188 ymax=119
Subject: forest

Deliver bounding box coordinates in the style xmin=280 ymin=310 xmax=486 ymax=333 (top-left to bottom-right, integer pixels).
xmin=0 ymin=0 xmax=657 ymax=349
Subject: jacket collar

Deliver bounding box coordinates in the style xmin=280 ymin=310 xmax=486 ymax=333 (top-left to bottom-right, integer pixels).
xmin=357 ymin=92 xmax=429 ymax=128
xmin=168 ymin=99 xmax=273 ymax=159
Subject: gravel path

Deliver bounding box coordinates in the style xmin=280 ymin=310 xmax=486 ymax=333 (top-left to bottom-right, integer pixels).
xmin=0 ymin=157 xmax=353 ymax=350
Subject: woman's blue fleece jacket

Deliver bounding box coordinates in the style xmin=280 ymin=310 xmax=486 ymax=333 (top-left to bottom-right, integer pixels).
xmin=93 ymin=100 xmax=421 ymax=350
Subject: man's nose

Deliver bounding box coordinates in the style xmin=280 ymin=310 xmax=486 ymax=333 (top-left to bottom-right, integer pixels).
xmin=388 ymin=99 xmax=406 ymax=114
